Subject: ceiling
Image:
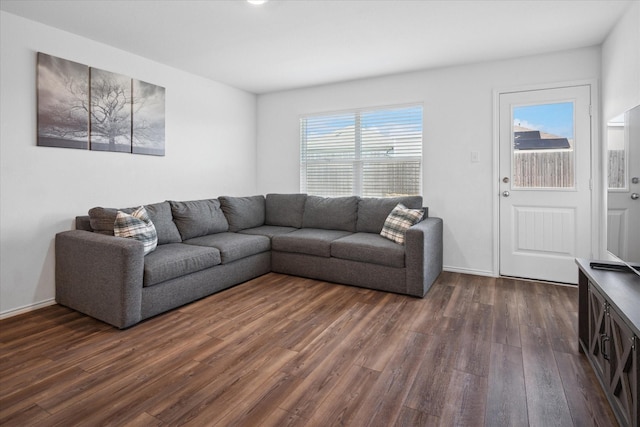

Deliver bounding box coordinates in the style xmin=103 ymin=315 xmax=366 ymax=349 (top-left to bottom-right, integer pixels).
xmin=0 ymin=0 xmax=632 ymax=94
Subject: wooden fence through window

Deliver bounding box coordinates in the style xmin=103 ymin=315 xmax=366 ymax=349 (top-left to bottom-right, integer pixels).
xmin=513 ymin=151 xmax=574 ymax=188
xmin=608 ymin=149 xmax=625 ymax=189
xmin=512 ymin=149 xmax=625 ymax=189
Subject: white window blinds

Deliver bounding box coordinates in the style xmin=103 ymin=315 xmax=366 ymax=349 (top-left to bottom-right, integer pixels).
xmin=300 ymin=104 xmax=423 ymax=197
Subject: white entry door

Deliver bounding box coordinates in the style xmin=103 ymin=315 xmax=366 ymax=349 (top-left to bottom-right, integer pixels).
xmin=607 ymin=105 xmax=640 ymax=263
xmin=499 ymin=85 xmax=592 ymax=284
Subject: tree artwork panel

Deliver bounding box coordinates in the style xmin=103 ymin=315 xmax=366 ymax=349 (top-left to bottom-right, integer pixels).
xmin=133 ymin=80 xmax=165 ymax=156
xmin=37 ymin=53 xmax=89 ymax=149
xmin=90 ymin=68 xmax=132 ymax=153
xmin=36 ymin=52 xmax=165 ymax=156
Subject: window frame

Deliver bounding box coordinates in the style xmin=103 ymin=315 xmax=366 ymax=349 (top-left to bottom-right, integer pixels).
xmin=300 ymin=103 xmax=424 ymax=198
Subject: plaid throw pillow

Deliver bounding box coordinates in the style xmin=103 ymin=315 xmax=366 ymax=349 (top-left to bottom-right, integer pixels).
xmin=114 ymin=206 xmax=158 ymax=255
xmin=380 ymin=203 xmax=424 ymax=245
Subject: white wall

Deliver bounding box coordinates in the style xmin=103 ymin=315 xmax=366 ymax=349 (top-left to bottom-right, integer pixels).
xmin=602 ymin=1 xmax=640 ymax=122
xmin=0 ymin=12 xmax=258 ymax=316
xmin=256 ymin=47 xmax=601 ymax=276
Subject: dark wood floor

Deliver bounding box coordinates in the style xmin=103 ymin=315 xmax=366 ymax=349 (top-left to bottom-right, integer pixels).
xmin=0 ymin=272 xmax=617 ymax=426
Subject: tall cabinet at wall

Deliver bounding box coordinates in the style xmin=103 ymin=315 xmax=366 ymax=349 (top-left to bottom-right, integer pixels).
xmin=577 ymin=259 xmax=640 ymax=427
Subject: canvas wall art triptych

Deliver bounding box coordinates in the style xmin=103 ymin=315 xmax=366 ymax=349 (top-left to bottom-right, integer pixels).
xmin=37 ymin=52 xmax=166 ymax=156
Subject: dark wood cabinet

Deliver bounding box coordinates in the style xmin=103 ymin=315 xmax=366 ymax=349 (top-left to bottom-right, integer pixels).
xmin=578 ymin=259 xmax=639 ymax=427
xmin=609 ymin=306 xmax=638 ymax=426
xmin=587 ymin=284 xmax=608 ymax=379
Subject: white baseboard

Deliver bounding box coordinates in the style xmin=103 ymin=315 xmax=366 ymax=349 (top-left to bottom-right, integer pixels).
xmin=443 ymin=265 xmax=496 ymax=277
xmin=441 ymin=266 xmax=577 ymax=286
xmin=0 ymin=298 xmax=56 ymax=320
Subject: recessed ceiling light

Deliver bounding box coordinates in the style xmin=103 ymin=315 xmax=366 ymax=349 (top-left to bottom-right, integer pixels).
xmin=247 ymin=0 xmax=268 ymax=5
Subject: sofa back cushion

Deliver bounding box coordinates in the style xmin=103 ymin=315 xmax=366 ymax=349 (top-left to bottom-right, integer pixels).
xmin=219 ymin=195 xmax=265 ymax=232
xmin=302 ymin=195 xmax=358 ymax=232
xmin=356 ymin=196 xmax=423 ymax=233
xmin=145 ymin=202 xmax=184 ymax=244
xmin=170 ymin=199 xmax=229 ymax=240
xmin=265 ymin=193 xmax=307 ymax=228
xmin=88 ymin=201 xmax=182 ymax=245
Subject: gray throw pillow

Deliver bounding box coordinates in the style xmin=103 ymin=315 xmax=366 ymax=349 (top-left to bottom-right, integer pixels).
xmin=356 ymin=196 xmax=423 ymax=233
xmin=265 ymin=193 xmax=307 ymax=228
xmin=169 ymin=199 xmax=229 ymax=240
xmin=88 ymin=201 xmax=182 ymax=244
xmin=219 ymin=195 xmax=265 ymax=232
xmin=88 ymin=206 xmax=131 ymax=235
xmin=302 ymin=195 xmax=358 ymax=232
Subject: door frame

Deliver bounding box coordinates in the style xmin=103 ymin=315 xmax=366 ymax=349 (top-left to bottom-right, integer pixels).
xmin=491 ymin=79 xmax=601 ymax=279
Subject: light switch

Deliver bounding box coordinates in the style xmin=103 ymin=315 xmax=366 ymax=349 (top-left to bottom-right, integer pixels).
xmin=471 ymin=151 xmax=479 ymax=163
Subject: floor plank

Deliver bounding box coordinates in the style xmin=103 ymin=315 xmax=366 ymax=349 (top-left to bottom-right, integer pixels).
xmin=349 ymin=331 xmax=432 ymax=426
xmin=485 ymin=342 xmax=529 ymax=426
xmin=438 ymin=369 xmax=488 ymax=426
xmin=404 ymin=331 xmax=458 ymax=417
xmin=521 ymin=324 xmax=574 ymax=426
xmin=305 ymin=364 xmax=380 ymax=426
xmin=492 ymin=277 xmax=522 ymax=347
xmin=554 ymin=350 xmax=618 ymax=427
xmin=0 ymin=272 xmax=619 ymax=426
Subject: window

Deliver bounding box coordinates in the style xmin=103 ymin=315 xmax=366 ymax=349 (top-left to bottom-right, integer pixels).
xmin=511 ymin=102 xmax=575 ymax=188
xmin=300 ymin=104 xmax=423 ymax=197
xmin=606 ymin=112 xmax=627 ymax=190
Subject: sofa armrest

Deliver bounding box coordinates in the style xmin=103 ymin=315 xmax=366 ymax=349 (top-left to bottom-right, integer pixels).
xmin=55 ymin=230 xmax=145 ymax=328
xmin=405 ymin=217 xmax=443 ymax=297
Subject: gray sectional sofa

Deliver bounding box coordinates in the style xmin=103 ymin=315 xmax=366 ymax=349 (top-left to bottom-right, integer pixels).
xmin=55 ymin=194 xmax=443 ymax=328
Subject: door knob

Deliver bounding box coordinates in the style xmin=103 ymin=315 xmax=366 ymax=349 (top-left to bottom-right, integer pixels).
xmin=632 ymin=193 xmax=639 ymax=200
xmin=502 ymin=191 xmax=510 ymax=197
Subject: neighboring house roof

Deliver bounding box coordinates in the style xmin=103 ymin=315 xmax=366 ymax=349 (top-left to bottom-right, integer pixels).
xmin=513 ymin=126 xmax=571 ymax=150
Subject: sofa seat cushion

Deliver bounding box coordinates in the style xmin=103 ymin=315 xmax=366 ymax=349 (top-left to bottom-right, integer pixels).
xmin=331 ymin=233 xmax=405 ymax=268
xmin=272 ymin=228 xmax=352 ymax=258
xmin=184 ymin=232 xmax=271 ymax=264
xmin=143 ymin=243 xmax=221 ymax=287
xmin=238 ymin=225 xmax=298 ymax=238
